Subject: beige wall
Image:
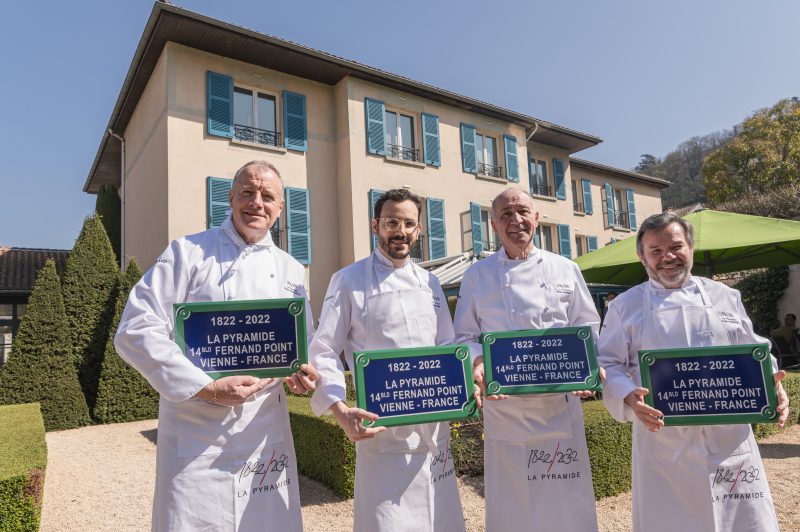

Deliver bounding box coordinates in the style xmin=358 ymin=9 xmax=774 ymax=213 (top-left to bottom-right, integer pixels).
xmin=120 ymin=43 xmax=667 ymax=314
xmin=341 ymin=78 xmax=530 ymax=261
xmin=122 ymin=48 xmax=169 ymax=269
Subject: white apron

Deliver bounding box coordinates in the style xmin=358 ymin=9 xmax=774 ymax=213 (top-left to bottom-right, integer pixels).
xmin=152 ymin=233 xmax=303 ymax=532
xmin=631 ymin=281 xmax=779 ymax=532
xmin=352 ymin=255 xmax=466 ymax=532
xmin=483 ymin=256 xmax=598 ymax=532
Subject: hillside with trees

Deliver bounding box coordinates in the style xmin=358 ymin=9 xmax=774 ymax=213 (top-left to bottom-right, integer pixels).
xmin=635 ymin=97 xmax=800 ymax=212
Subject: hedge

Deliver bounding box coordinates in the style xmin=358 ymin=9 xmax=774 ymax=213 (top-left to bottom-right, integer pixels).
xmin=289 ymin=372 xmax=800 ymax=500
xmin=95 ymin=260 xmax=159 ymax=424
xmin=287 ymin=395 xmax=355 ymax=498
xmin=62 ymin=214 xmax=119 ymax=415
xmin=96 ymin=184 xmax=121 ymax=263
xmin=0 ymin=403 xmax=48 ymax=531
xmin=0 ymin=261 xmax=90 ymax=431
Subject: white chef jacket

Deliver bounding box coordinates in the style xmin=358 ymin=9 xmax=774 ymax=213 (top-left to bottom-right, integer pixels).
xmin=115 ymin=216 xmax=314 ymax=531
xmin=309 ymin=249 xmax=454 ymax=416
xmin=599 ymin=276 xmax=776 ymax=423
xmin=598 ymin=275 xmax=780 ymax=532
xmin=454 ymin=246 xmax=601 ymax=532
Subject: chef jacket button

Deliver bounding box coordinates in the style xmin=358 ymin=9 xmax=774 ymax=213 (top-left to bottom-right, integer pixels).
xmin=270 ymin=274 xmax=275 ymax=278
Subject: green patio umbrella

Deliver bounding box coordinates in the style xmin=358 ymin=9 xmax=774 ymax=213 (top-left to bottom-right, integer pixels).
xmin=574 ymin=209 xmax=800 ymax=285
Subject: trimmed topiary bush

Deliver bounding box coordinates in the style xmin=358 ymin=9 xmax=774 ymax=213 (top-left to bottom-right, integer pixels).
xmin=95 ymin=184 xmax=121 ymax=263
xmin=0 ymin=403 xmax=47 ymax=532
xmin=753 ymin=370 xmax=800 ymax=438
xmin=62 ymin=214 xmax=119 ymax=415
xmin=0 ymin=261 xmax=90 ymax=430
xmin=734 ymin=266 xmax=790 ymax=337
xmin=94 ymin=260 xmax=159 ymax=424
xmin=583 ymin=400 xmax=632 ymax=498
xmin=287 ymin=395 xmax=356 ymax=498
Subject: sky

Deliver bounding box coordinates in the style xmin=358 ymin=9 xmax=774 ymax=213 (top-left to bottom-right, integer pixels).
xmin=1 ymin=0 xmax=798 ymax=250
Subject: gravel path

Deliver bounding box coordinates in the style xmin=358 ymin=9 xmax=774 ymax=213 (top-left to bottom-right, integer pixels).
xmin=41 ymin=421 xmax=800 ymax=531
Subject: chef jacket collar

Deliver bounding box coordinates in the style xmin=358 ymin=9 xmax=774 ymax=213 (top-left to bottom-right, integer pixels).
xmin=498 ymin=245 xmax=539 ymax=263
xmin=221 ymin=216 xmax=275 ymax=249
xmin=373 ymin=247 xmax=412 ymax=269
xmin=647 ymin=275 xmax=695 ymax=291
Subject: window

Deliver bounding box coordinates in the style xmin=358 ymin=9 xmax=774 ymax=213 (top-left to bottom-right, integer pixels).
xmin=233 ymin=86 xmax=279 ymax=147
xmin=529 ymin=159 xmax=552 ymax=197
xmin=461 ymin=203 xmax=497 ymax=255
xmin=602 ymin=184 xmax=637 ymax=230
xmin=575 ymin=234 xmax=586 ymax=257
xmin=207 ymin=71 xmax=308 ymax=151
xmin=384 ymin=110 xmax=419 ymax=162
xmin=476 ymin=133 xmax=502 ymax=178
xmin=0 ymin=302 xmax=26 ymax=368
xmin=536 ymin=224 xmax=554 ymax=253
xmin=571 ymin=180 xmax=583 ymax=213
xmin=480 ymin=209 xmax=500 ymax=252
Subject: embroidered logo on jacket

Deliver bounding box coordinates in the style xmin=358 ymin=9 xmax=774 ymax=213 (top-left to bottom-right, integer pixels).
xmin=283 ymin=281 xmax=303 ymax=296
xmin=719 ymin=311 xmax=740 ymax=324
xmin=555 ymin=282 xmax=573 ymax=294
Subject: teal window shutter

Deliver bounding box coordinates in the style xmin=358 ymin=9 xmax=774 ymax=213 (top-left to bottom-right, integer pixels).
xmin=626 ymin=189 xmax=637 ymax=229
xmin=369 ymin=189 xmax=385 ymax=251
xmin=587 ymin=236 xmax=598 ymax=252
xmin=283 ymin=91 xmax=308 ymax=152
xmin=426 ymin=198 xmax=447 ymax=259
xmin=470 ymin=202 xmax=483 ymax=255
xmin=553 ymin=159 xmax=566 ymax=200
xmin=365 ymin=98 xmax=386 ymax=155
xmin=461 ymin=123 xmax=477 ymax=173
xmin=581 ymin=178 xmax=593 ymax=214
xmin=207 ymin=177 xmax=232 ymax=228
xmin=604 ymin=183 xmax=615 ymax=227
xmin=534 ymin=228 xmax=540 ymax=248
xmin=207 ymin=71 xmax=233 ymax=138
xmin=503 ymin=135 xmax=519 ymax=182
xmin=286 ymin=187 xmax=311 ymax=264
xmin=557 ymin=224 xmax=571 ymax=258
xmin=421 ymin=113 xmax=441 ymax=167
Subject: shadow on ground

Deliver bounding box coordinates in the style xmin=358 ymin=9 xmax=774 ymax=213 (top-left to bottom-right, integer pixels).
xmin=759 ymin=442 xmax=800 ymax=459
xmin=140 ymin=428 xmax=157 ymax=445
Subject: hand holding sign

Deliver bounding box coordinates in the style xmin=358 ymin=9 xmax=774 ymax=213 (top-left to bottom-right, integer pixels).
xmin=284 ymin=363 xmax=319 ymax=395
xmin=331 ymin=401 xmax=386 ymax=442
xmin=196 ymin=375 xmax=275 ymax=406
xmin=473 ymin=356 xmax=508 ymax=406
xmin=624 ymin=387 xmax=664 ymax=432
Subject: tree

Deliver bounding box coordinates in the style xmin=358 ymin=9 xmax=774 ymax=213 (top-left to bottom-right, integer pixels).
xmin=94 ymin=259 xmax=159 ymax=423
xmin=703 ymin=97 xmax=800 ymax=205
xmin=95 ymin=184 xmax=121 ymax=263
xmin=61 ymin=214 xmax=119 ymax=415
xmin=0 ymin=260 xmax=90 ymax=430
xmin=635 ymin=154 xmax=659 ymax=174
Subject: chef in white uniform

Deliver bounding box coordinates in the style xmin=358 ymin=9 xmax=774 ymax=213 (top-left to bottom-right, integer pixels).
xmin=308 ymin=189 xmax=466 ymax=532
xmin=454 ymin=188 xmax=600 ymax=532
xmin=597 ymin=211 xmax=790 ymax=532
xmin=115 ymin=160 xmax=317 ymax=532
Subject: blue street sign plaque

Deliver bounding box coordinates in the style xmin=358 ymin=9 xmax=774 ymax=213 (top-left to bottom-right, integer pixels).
xmin=174 ymin=298 xmax=307 ymax=379
xmin=354 ymin=345 xmax=478 ymax=427
xmin=481 ymin=327 xmax=602 ymax=395
xmin=638 ymin=344 xmax=779 ymax=426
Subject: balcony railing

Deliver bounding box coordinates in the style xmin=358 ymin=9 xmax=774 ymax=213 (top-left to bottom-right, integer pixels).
xmin=269 ymin=227 xmax=286 ymax=251
xmin=531 ymin=183 xmax=553 ymax=197
xmin=573 ymin=202 xmax=584 ymax=213
xmin=387 ymin=144 xmax=420 ymax=163
xmin=410 ymin=238 xmax=424 ymax=263
xmin=234 ymin=124 xmax=281 ymax=147
xmin=478 ymin=162 xmax=503 ymax=179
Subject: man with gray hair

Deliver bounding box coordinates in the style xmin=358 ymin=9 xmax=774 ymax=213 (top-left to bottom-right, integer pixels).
xmin=598 ymin=210 xmax=789 ymax=531
xmin=116 ymin=160 xmax=317 ymax=531
xmin=454 ymin=187 xmax=601 ymax=531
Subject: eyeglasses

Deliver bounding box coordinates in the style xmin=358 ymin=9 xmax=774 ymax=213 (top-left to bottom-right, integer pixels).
xmin=378 ymin=217 xmax=420 ymax=232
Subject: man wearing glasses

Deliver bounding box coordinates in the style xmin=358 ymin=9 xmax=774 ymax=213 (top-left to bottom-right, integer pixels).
xmin=308 ymin=189 xmax=466 ymax=531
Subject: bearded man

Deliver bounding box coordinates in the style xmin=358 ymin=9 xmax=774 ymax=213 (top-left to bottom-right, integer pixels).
xmin=597 ymin=211 xmax=790 ymax=532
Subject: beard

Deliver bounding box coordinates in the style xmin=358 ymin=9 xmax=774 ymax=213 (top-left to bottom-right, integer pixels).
xmin=645 ymin=257 xmax=693 ymax=288
xmin=379 ymin=233 xmax=416 ymax=260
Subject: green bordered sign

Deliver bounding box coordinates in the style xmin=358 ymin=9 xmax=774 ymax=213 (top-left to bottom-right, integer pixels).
xmin=638 ymin=344 xmax=778 ymax=426
xmin=481 ymin=326 xmax=602 ymax=395
xmin=354 ymin=345 xmax=479 ymax=428
xmin=174 ymin=298 xmax=307 ymax=379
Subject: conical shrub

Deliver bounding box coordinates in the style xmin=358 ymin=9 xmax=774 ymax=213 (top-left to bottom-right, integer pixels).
xmin=0 ymin=260 xmax=90 ymax=430
xmin=62 ymin=214 xmax=119 ymax=415
xmin=95 ymin=184 xmax=121 ymax=263
xmin=95 ymin=259 xmax=159 ymax=423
